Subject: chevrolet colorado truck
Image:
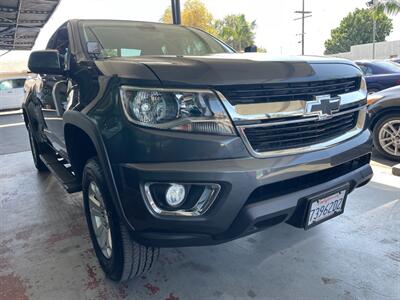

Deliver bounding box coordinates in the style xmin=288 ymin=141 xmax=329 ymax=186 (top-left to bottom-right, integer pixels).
xmin=23 ymin=19 xmax=373 ymax=282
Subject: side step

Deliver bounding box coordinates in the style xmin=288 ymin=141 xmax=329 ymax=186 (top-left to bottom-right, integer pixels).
xmin=40 ymin=152 xmax=81 ymax=193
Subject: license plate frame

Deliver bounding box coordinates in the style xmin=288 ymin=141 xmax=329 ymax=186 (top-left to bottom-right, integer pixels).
xmin=304 ymin=184 xmax=350 ymax=230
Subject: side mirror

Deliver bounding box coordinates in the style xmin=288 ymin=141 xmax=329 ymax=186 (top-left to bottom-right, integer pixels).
xmin=244 ymin=45 xmax=257 ymax=53
xmin=87 ymin=41 xmax=101 ymax=57
xmin=28 ymin=50 xmax=63 ymax=75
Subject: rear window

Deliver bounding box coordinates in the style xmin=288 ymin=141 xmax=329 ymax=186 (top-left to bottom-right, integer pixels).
xmin=374 ymin=61 xmax=400 ymax=73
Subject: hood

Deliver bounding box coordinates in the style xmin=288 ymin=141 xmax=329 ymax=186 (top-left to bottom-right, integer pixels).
xmin=94 ymin=53 xmax=362 ymax=87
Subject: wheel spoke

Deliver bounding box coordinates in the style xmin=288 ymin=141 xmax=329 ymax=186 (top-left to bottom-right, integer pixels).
xmin=383 ymin=141 xmax=394 ymax=149
xmin=381 ymin=137 xmax=392 ymax=142
xmin=89 ymin=200 xmax=103 ymax=220
xmin=383 ymin=129 xmax=394 ymax=137
xmin=388 ymin=124 xmax=397 ymax=134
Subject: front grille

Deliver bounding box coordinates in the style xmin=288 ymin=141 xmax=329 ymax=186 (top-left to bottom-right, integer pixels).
xmin=243 ymin=111 xmax=358 ymax=152
xmin=218 ymin=77 xmax=361 ymax=105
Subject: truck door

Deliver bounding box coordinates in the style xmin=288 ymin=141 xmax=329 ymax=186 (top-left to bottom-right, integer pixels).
xmin=38 ymin=24 xmax=74 ymax=157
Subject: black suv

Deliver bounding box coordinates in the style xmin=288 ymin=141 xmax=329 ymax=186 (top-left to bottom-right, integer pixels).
xmin=23 ymin=20 xmax=373 ymax=282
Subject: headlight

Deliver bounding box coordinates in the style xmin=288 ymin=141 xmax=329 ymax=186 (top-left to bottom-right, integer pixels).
xmin=120 ymin=86 xmax=236 ymax=135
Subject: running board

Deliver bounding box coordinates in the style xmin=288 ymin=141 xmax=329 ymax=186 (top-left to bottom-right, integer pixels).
xmin=39 ymin=153 xmax=81 ymax=193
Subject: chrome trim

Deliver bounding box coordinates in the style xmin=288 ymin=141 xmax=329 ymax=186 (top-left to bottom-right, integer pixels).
xmin=142 ymin=182 xmax=221 ymax=217
xmin=121 ymin=85 xmax=214 ymax=94
xmin=237 ymin=107 xmax=367 ymax=158
xmin=215 ymin=77 xmax=367 ymax=122
xmin=240 ymin=106 xmax=364 ymax=128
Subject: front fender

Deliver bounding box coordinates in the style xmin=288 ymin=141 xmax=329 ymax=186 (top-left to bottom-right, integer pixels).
xmin=63 ymin=111 xmax=134 ymax=231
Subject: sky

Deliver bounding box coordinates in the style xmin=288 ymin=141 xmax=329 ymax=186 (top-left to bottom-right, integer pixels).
xmin=0 ymin=0 xmax=399 ymax=66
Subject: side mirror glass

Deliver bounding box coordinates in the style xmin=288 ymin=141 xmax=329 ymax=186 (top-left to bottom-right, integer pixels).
xmin=87 ymin=41 xmax=101 ymax=57
xmin=244 ymin=45 xmax=257 ymax=53
xmin=28 ymin=50 xmax=63 ymax=75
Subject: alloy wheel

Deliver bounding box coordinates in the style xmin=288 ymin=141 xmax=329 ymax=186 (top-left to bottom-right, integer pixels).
xmin=379 ymin=120 xmax=400 ymax=157
xmin=88 ymin=181 xmax=113 ymax=259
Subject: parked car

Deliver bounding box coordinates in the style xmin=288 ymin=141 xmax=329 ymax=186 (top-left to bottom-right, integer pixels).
xmin=368 ymin=85 xmax=400 ymax=161
xmin=391 ymin=58 xmax=400 ymax=64
xmin=0 ymin=76 xmax=26 ymax=111
xmin=355 ymin=60 xmax=400 ymax=93
xmin=23 ymin=19 xmax=372 ymax=282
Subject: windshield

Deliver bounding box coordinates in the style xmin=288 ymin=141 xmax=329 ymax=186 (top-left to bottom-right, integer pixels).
xmin=374 ymin=61 xmax=400 ymax=73
xmin=79 ymin=20 xmax=233 ymax=59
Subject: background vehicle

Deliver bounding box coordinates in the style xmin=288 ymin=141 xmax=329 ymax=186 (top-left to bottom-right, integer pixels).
xmin=391 ymin=58 xmax=400 ymax=64
xmin=0 ymin=76 xmax=26 ymax=110
xmin=355 ymin=60 xmax=400 ymax=93
xmin=368 ymin=85 xmax=400 ymax=161
xmin=23 ymin=19 xmax=372 ymax=282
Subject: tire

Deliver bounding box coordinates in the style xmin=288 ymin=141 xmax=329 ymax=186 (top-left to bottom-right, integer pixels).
xmin=373 ymin=114 xmax=400 ymax=162
xmin=27 ymin=124 xmax=48 ymax=172
xmin=82 ymin=157 xmax=159 ymax=282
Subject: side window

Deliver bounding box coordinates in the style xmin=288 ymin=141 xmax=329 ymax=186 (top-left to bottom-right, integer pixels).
xmin=365 ymin=66 xmax=373 ymax=76
xmin=358 ymin=64 xmax=373 ymax=76
xmin=46 ymin=33 xmax=57 ymax=50
xmin=0 ymin=80 xmax=12 ymax=90
xmin=12 ymin=79 xmax=26 ymax=89
xmin=49 ymin=26 xmax=70 ymax=70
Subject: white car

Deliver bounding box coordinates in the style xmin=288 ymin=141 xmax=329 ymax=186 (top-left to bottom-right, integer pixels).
xmin=0 ymin=77 xmax=26 ymax=111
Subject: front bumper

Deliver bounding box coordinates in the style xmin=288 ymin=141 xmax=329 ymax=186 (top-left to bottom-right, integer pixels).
xmin=113 ymin=129 xmax=372 ymax=247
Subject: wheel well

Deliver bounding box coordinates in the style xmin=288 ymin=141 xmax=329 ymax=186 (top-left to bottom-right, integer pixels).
xmin=370 ymin=108 xmax=400 ymax=130
xmin=64 ymin=124 xmax=97 ymax=180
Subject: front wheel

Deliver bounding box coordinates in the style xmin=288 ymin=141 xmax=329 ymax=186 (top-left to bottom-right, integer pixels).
xmin=373 ymin=114 xmax=400 ymax=162
xmin=82 ymin=157 xmax=159 ymax=282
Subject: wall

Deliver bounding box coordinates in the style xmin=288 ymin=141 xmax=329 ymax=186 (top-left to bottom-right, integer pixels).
xmin=329 ymin=40 xmax=400 ymax=60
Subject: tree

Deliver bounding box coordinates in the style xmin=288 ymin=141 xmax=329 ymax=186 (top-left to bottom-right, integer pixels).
xmin=372 ymin=0 xmax=400 ymax=17
xmin=324 ymin=8 xmax=393 ymax=54
xmin=214 ymin=14 xmax=257 ymax=52
xmin=160 ymin=0 xmax=216 ymax=34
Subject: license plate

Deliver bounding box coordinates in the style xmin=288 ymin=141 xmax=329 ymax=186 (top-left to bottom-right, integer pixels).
xmin=305 ymin=188 xmax=347 ymax=229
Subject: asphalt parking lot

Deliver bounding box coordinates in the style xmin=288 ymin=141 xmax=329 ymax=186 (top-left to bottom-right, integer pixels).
xmin=0 ymin=111 xmax=399 ymax=300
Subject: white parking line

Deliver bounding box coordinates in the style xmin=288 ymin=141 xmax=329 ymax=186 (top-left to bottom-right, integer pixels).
xmin=0 ymin=109 xmax=22 ymax=116
xmin=0 ymin=122 xmax=25 ymax=128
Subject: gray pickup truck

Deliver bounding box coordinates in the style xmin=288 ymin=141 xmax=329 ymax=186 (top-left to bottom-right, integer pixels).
xmin=23 ymin=19 xmax=373 ymax=281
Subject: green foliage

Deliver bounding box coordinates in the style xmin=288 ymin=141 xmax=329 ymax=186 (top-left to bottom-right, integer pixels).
xmin=160 ymin=0 xmax=216 ymax=34
xmin=324 ymin=8 xmax=393 ymax=55
xmin=160 ymin=1 xmax=261 ymax=52
xmin=214 ymin=14 xmax=257 ymax=52
xmin=372 ymin=0 xmax=400 ymax=17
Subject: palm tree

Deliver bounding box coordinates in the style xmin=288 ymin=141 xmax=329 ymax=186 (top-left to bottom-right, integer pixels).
xmin=372 ymin=0 xmax=400 ymax=16
xmin=367 ymin=0 xmax=399 ymax=58
xmin=215 ymin=15 xmax=256 ymax=52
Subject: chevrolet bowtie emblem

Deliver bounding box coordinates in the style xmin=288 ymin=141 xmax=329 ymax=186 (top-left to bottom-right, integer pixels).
xmin=305 ymin=95 xmax=341 ymax=120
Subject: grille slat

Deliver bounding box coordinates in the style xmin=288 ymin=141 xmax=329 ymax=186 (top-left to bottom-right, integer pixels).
xmin=246 ymin=120 xmax=354 ymax=142
xmin=243 ymin=112 xmax=358 ymax=152
xmin=218 ymin=77 xmax=360 ymax=105
xmin=231 ymin=80 xmax=356 ymax=95
xmin=245 ymin=114 xmax=354 ymax=137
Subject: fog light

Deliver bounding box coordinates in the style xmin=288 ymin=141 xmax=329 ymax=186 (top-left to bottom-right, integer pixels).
xmin=165 ymin=184 xmax=186 ymax=207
